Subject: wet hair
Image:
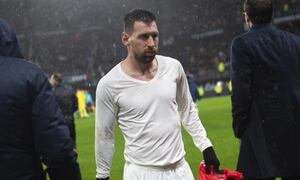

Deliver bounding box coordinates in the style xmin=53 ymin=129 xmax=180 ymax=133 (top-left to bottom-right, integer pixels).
xmin=123 ymin=9 xmax=156 ymax=33
xmin=51 ymin=73 xmax=63 ymax=84
xmin=244 ymin=0 xmax=273 ymax=24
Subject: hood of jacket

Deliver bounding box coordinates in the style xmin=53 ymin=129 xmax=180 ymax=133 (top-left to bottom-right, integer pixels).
xmin=0 ymin=18 xmax=23 ymax=58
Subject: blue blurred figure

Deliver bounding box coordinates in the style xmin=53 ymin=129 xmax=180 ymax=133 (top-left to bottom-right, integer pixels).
xmin=85 ymin=90 xmax=95 ymax=113
xmin=187 ymin=74 xmax=201 ymax=112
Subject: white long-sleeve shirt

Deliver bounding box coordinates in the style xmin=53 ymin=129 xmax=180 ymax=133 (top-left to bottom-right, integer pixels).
xmin=95 ymin=55 xmax=212 ymax=178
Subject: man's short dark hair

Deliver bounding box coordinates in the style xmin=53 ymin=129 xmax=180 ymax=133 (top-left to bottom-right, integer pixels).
xmin=123 ymin=9 xmax=156 ymax=33
xmin=244 ymin=0 xmax=273 ymax=24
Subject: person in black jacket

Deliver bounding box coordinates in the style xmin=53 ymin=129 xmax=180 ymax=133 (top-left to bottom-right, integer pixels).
xmin=230 ymin=0 xmax=300 ymax=179
xmin=0 ymin=19 xmax=82 ymax=179
xmin=50 ymin=73 xmax=79 ymax=146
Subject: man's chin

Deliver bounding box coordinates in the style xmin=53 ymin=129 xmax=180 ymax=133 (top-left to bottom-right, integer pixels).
xmin=145 ymin=55 xmax=156 ymax=62
xmin=135 ymin=53 xmax=157 ymax=63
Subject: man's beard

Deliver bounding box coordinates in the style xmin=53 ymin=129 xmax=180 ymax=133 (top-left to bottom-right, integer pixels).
xmin=135 ymin=51 xmax=157 ymax=64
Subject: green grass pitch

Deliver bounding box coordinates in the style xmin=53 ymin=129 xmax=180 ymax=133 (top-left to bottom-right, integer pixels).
xmin=75 ymin=95 xmax=240 ymax=179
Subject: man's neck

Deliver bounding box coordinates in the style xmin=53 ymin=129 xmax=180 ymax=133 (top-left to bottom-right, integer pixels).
xmin=121 ymin=56 xmax=158 ymax=81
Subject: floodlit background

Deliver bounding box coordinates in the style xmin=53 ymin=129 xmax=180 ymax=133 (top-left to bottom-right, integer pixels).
xmin=0 ymin=0 xmax=299 ymax=95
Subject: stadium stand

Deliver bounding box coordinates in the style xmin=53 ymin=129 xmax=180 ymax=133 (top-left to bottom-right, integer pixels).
xmin=0 ymin=0 xmax=299 ymax=96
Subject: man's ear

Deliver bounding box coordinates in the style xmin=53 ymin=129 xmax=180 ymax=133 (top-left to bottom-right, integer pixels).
xmin=121 ymin=32 xmax=130 ymax=46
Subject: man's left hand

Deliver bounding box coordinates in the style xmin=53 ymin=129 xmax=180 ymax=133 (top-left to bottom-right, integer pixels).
xmin=202 ymin=146 xmax=220 ymax=173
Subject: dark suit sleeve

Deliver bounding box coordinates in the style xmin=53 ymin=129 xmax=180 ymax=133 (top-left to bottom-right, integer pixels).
xmin=30 ymin=70 xmax=81 ymax=179
xmin=230 ymin=37 xmax=253 ymax=139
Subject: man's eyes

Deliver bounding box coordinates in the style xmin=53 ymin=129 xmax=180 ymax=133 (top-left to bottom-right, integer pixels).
xmin=139 ymin=34 xmax=158 ymax=40
xmin=140 ymin=34 xmax=149 ymax=39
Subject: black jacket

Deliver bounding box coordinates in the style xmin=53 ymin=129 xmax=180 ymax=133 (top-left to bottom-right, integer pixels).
xmin=52 ymin=85 xmax=78 ymax=145
xmin=0 ymin=19 xmax=81 ymax=179
xmin=53 ymin=85 xmax=78 ymax=116
xmin=230 ymin=23 xmax=300 ymax=178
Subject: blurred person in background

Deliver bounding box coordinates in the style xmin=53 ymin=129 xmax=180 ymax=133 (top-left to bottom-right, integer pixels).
xmin=0 ymin=19 xmax=81 ymax=180
xmin=49 ymin=73 xmax=79 ymax=147
xmin=95 ymin=9 xmax=220 ymax=180
xmin=214 ymin=81 xmax=223 ymax=96
xmin=85 ymin=90 xmax=95 ymax=113
xmin=187 ymin=73 xmax=201 ymax=111
xmin=230 ymin=0 xmax=300 ymax=179
xmin=76 ymin=89 xmax=89 ymax=118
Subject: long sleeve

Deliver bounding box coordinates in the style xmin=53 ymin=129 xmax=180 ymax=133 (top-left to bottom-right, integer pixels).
xmin=230 ymin=37 xmax=253 ymax=139
xmin=95 ymin=82 xmax=117 ymax=179
xmin=176 ymin=62 xmax=212 ymax=152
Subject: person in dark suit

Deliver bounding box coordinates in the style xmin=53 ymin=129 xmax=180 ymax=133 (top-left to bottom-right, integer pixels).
xmin=230 ymin=0 xmax=300 ymax=179
xmin=187 ymin=74 xmax=201 ymax=103
xmin=49 ymin=73 xmax=78 ymax=147
xmin=0 ymin=19 xmax=82 ymax=179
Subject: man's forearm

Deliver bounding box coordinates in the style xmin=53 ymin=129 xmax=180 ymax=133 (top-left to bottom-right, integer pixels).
xmin=95 ymin=132 xmax=115 ymax=178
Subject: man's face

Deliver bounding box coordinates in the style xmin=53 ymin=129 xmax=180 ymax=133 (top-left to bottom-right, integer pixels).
xmin=243 ymin=4 xmax=252 ymax=29
xmin=49 ymin=75 xmax=58 ymax=87
xmin=49 ymin=75 xmax=55 ymax=86
xmin=243 ymin=12 xmax=253 ymax=30
xmin=123 ymin=21 xmax=159 ymax=64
